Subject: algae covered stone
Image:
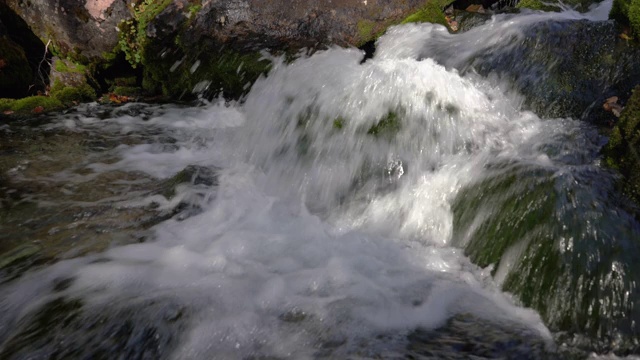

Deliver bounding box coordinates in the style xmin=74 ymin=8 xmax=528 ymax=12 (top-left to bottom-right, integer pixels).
xmin=605 ymin=85 xmax=640 ymax=203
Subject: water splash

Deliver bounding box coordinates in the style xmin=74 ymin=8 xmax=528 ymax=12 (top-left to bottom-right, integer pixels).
xmin=0 ymin=1 xmax=634 ymax=358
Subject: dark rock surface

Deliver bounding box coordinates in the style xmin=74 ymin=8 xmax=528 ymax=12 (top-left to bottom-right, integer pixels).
xmin=3 ymin=0 xmax=440 ymax=99
xmin=0 ymin=2 xmax=49 ymax=97
xmin=4 ymin=0 xmax=131 ymax=61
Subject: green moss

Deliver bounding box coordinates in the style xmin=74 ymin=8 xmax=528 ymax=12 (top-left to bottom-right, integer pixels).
xmin=188 ymin=4 xmax=202 ymax=18
xmin=606 ymin=85 xmax=640 ymax=203
xmin=401 ymin=0 xmax=450 ymax=28
xmin=0 ymin=98 xmax=15 ymax=111
xmin=51 ymin=84 xmax=96 ymax=105
xmin=54 ymin=59 xmax=87 ymax=74
xmin=357 ymin=20 xmax=376 ymax=43
xmin=611 ymin=0 xmax=640 ymax=38
xmin=118 ymin=0 xmax=173 ymax=68
xmin=4 ymin=96 xmax=64 ymax=113
xmin=367 ymin=111 xmax=402 ymax=138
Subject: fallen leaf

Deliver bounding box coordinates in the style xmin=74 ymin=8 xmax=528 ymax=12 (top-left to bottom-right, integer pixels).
xmin=603 ymin=96 xmax=623 ymax=118
xmin=446 ymin=16 xmax=459 ymax=32
xmin=3 ymin=110 xmax=14 ymax=115
xmin=33 ymin=106 xmax=44 ymax=113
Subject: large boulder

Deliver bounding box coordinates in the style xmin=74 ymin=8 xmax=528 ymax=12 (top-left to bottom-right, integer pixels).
xmin=4 ymin=0 xmax=130 ymax=61
xmin=4 ymin=0 xmax=444 ymax=99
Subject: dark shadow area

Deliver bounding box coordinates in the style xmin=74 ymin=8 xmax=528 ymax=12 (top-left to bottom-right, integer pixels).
xmin=0 ymin=2 xmax=50 ymax=98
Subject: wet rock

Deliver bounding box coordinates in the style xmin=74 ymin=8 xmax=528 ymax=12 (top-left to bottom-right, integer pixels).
xmin=463 ymin=20 xmax=640 ymax=121
xmin=5 ymin=0 xmax=454 ymax=100
xmin=605 ymin=85 xmax=640 ymax=205
xmin=407 ymin=314 xmax=555 ymax=359
xmin=0 ymin=297 xmax=185 ymax=359
xmin=4 ymin=0 xmax=130 ymax=61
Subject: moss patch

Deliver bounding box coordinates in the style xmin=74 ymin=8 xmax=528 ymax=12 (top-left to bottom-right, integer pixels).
xmin=605 ymin=85 xmax=640 ymax=203
xmin=54 ymin=59 xmax=87 ymax=74
xmin=401 ymin=0 xmax=451 ymax=28
xmin=0 ymin=96 xmax=64 ymax=114
xmin=51 ymin=84 xmax=97 ymax=105
xmin=610 ymin=0 xmax=640 ymax=38
xmin=367 ymin=111 xmax=402 ymax=138
xmin=118 ymin=0 xmax=173 ymax=68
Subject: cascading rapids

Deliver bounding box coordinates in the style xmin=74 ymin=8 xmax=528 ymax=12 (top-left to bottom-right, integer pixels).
xmin=0 ymin=2 xmax=625 ymax=358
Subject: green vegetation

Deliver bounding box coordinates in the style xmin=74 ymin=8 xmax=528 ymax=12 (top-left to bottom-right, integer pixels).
xmin=605 ymin=85 xmax=640 ymax=203
xmin=610 ymin=0 xmax=640 ymax=38
xmin=118 ymin=0 xmax=173 ymax=67
xmin=51 ymin=83 xmax=96 ymax=105
xmin=357 ymin=20 xmax=377 ymax=44
xmin=452 ymin=162 xmax=640 ymax=345
xmin=54 ymin=59 xmax=87 ymax=74
xmin=401 ymin=0 xmax=450 ymax=28
xmin=367 ymin=111 xmax=402 ymax=138
xmin=0 ymin=96 xmax=64 ymax=114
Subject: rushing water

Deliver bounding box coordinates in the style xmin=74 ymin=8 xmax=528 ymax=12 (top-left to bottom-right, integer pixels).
xmin=2 ymin=1 xmax=640 ymax=358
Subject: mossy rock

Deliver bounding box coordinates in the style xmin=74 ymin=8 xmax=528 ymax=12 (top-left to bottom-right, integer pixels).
xmin=452 ymin=161 xmax=640 ymax=352
xmin=367 ymin=111 xmax=402 ymax=138
xmin=51 ymin=84 xmax=97 ymax=106
xmin=0 ymin=37 xmax=32 ymax=98
xmin=54 ymin=59 xmax=87 ymax=74
xmin=610 ymin=0 xmax=640 ymax=38
xmin=402 ymin=0 xmax=452 ymax=28
xmin=143 ymin=47 xmax=272 ymax=99
xmin=605 ymin=85 xmax=640 ymax=203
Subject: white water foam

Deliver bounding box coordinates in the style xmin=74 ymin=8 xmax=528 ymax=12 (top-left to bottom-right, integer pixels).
xmin=1 ymin=4 xmax=614 ymax=357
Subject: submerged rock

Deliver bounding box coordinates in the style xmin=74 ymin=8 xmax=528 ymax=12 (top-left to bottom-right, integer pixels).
xmin=407 ymin=314 xmax=554 ymax=359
